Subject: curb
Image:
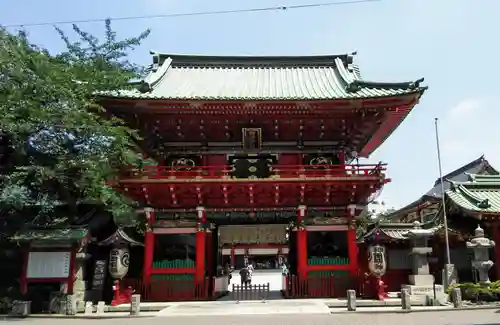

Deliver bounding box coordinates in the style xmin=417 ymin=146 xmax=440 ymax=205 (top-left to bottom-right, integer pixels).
xmin=330 ymin=305 xmax=500 ymax=314
xmin=0 ymin=312 xmax=159 ymax=319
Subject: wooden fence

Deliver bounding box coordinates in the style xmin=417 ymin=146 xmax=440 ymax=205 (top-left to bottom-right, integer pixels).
xmin=283 ymin=274 xmax=356 ymax=298
xmin=120 ymin=277 xmax=212 ymax=302
xmin=231 ymin=283 xmax=270 ymax=301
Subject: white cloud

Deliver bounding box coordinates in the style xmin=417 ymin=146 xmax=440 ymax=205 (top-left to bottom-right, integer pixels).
xmin=447 ymin=99 xmax=483 ymax=121
xmin=438 ymin=97 xmax=500 ymax=174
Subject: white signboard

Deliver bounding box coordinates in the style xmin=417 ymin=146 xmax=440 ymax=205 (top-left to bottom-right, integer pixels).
xmin=26 ymin=251 xmax=71 ymax=279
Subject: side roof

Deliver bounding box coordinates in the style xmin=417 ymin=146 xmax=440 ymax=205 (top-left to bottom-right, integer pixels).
xmin=386 ymin=155 xmax=499 ymax=220
xmin=101 ymin=51 xmax=427 ymax=101
xmin=446 ymin=174 xmax=500 ymax=214
xmin=359 ymin=221 xmax=443 ymax=242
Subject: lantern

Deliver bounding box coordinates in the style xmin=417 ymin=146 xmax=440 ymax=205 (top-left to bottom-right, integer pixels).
xmin=109 ymin=247 xmax=130 ymax=279
xmin=367 ymin=244 xmax=387 ymax=277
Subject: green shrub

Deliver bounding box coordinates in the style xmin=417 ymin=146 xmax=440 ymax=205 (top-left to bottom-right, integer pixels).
xmin=447 ymin=281 xmax=500 ymax=302
xmin=0 ymin=285 xmax=22 ymax=313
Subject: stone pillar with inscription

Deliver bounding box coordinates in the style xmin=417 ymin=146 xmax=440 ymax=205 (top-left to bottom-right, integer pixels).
xmin=402 ymin=221 xmax=444 ymax=299
xmin=73 ymin=252 xmax=90 ymax=303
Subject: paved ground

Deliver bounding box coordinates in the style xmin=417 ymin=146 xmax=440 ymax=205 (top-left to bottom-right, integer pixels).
xmin=5 ymin=309 xmax=500 ymax=325
xmin=157 ymin=300 xmax=331 ymax=316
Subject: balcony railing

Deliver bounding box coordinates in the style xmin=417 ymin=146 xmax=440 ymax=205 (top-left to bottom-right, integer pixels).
xmin=122 ymin=163 xmax=386 ymax=180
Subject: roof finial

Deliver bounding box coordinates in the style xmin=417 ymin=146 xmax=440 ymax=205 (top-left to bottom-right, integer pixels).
xmin=474 ymin=224 xmax=485 ymax=238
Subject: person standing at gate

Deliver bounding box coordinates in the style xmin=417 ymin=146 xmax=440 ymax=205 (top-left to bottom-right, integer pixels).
xmin=247 ymin=261 xmax=254 ymax=276
xmin=239 ymin=266 xmax=250 ymax=286
xmin=247 ymin=262 xmax=254 ymax=285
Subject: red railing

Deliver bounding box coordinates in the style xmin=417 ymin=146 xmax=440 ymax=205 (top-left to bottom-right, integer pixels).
xmin=120 ymin=278 xmax=213 ymax=302
xmin=283 ymin=274 xmax=357 ymax=298
xmin=122 ymin=163 xmax=386 ymax=180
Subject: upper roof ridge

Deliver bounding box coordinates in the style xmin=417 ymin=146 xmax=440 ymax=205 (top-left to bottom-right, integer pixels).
xmin=148 ymin=52 xmax=356 ymax=68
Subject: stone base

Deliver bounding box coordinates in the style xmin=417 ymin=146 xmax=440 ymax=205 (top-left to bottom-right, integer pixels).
xmin=401 ymin=284 xmax=444 ymax=297
xmin=408 ymin=274 xmax=434 ymax=286
xmin=11 ymin=301 xmax=31 ymax=317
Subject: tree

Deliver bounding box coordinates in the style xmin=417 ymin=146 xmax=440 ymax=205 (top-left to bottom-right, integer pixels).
xmin=0 ymin=20 xmax=151 ymax=227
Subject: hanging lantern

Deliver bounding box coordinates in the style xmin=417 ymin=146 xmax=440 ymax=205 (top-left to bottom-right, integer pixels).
xmin=367 ymin=244 xmax=387 ymax=278
xmin=109 ymin=247 xmax=130 ymax=279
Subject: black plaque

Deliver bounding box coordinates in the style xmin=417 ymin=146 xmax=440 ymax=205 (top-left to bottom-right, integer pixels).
xmin=92 ymin=259 xmax=107 ymax=291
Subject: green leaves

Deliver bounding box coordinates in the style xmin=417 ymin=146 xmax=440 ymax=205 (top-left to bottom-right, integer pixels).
xmin=0 ymin=19 xmax=149 ymax=226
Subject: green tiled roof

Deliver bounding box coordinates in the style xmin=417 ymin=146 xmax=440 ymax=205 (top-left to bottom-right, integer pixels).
xmin=100 ymin=52 xmax=426 ymax=101
xmin=446 ymin=174 xmax=500 ymax=213
xmin=11 ymin=228 xmax=88 ymax=242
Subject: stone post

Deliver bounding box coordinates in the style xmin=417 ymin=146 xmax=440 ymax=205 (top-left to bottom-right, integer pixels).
xmin=466 ymin=225 xmax=495 ymax=284
xmin=130 ymin=294 xmax=141 ymax=316
xmin=346 ymin=290 xmax=356 ymax=311
xmin=451 ymin=287 xmax=462 ymax=308
xmin=96 ymin=301 xmax=105 ymax=314
xmin=84 ymin=301 xmax=93 ymax=314
xmin=401 ymin=288 xmax=411 ymax=310
xmin=65 ymin=294 xmax=77 ymax=316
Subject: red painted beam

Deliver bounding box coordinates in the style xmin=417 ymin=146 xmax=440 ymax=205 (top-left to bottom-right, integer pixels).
xmin=100 ymin=95 xmax=414 ymax=111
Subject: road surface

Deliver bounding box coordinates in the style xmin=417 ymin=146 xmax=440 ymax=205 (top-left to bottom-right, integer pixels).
xmin=6 ymin=309 xmax=500 ymax=325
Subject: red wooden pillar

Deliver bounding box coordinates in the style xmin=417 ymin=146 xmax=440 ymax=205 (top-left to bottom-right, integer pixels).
xmin=20 ymin=248 xmax=29 ymax=295
xmin=339 ymin=151 xmax=345 ymax=165
xmin=297 ymin=205 xmax=308 ymax=278
xmin=230 ymin=246 xmax=235 ymax=268
xmin=347 ymin=205 xmax=358 ymax=276
xmin=492 ymin=222 xmax=500 ymax=280
xmin=206 ymin=230 xmax=213 ymax=276
xmin=196 ymin=207 xmax=207 ymax=282
xmin=66 ymin=246 xmax=77 ymax=294
xmin=143 ymin=208 xmax=156 ymax=284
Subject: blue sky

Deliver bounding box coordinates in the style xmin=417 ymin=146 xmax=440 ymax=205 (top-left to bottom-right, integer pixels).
xmin=2 ymin=0 xmax=499 ymax=209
